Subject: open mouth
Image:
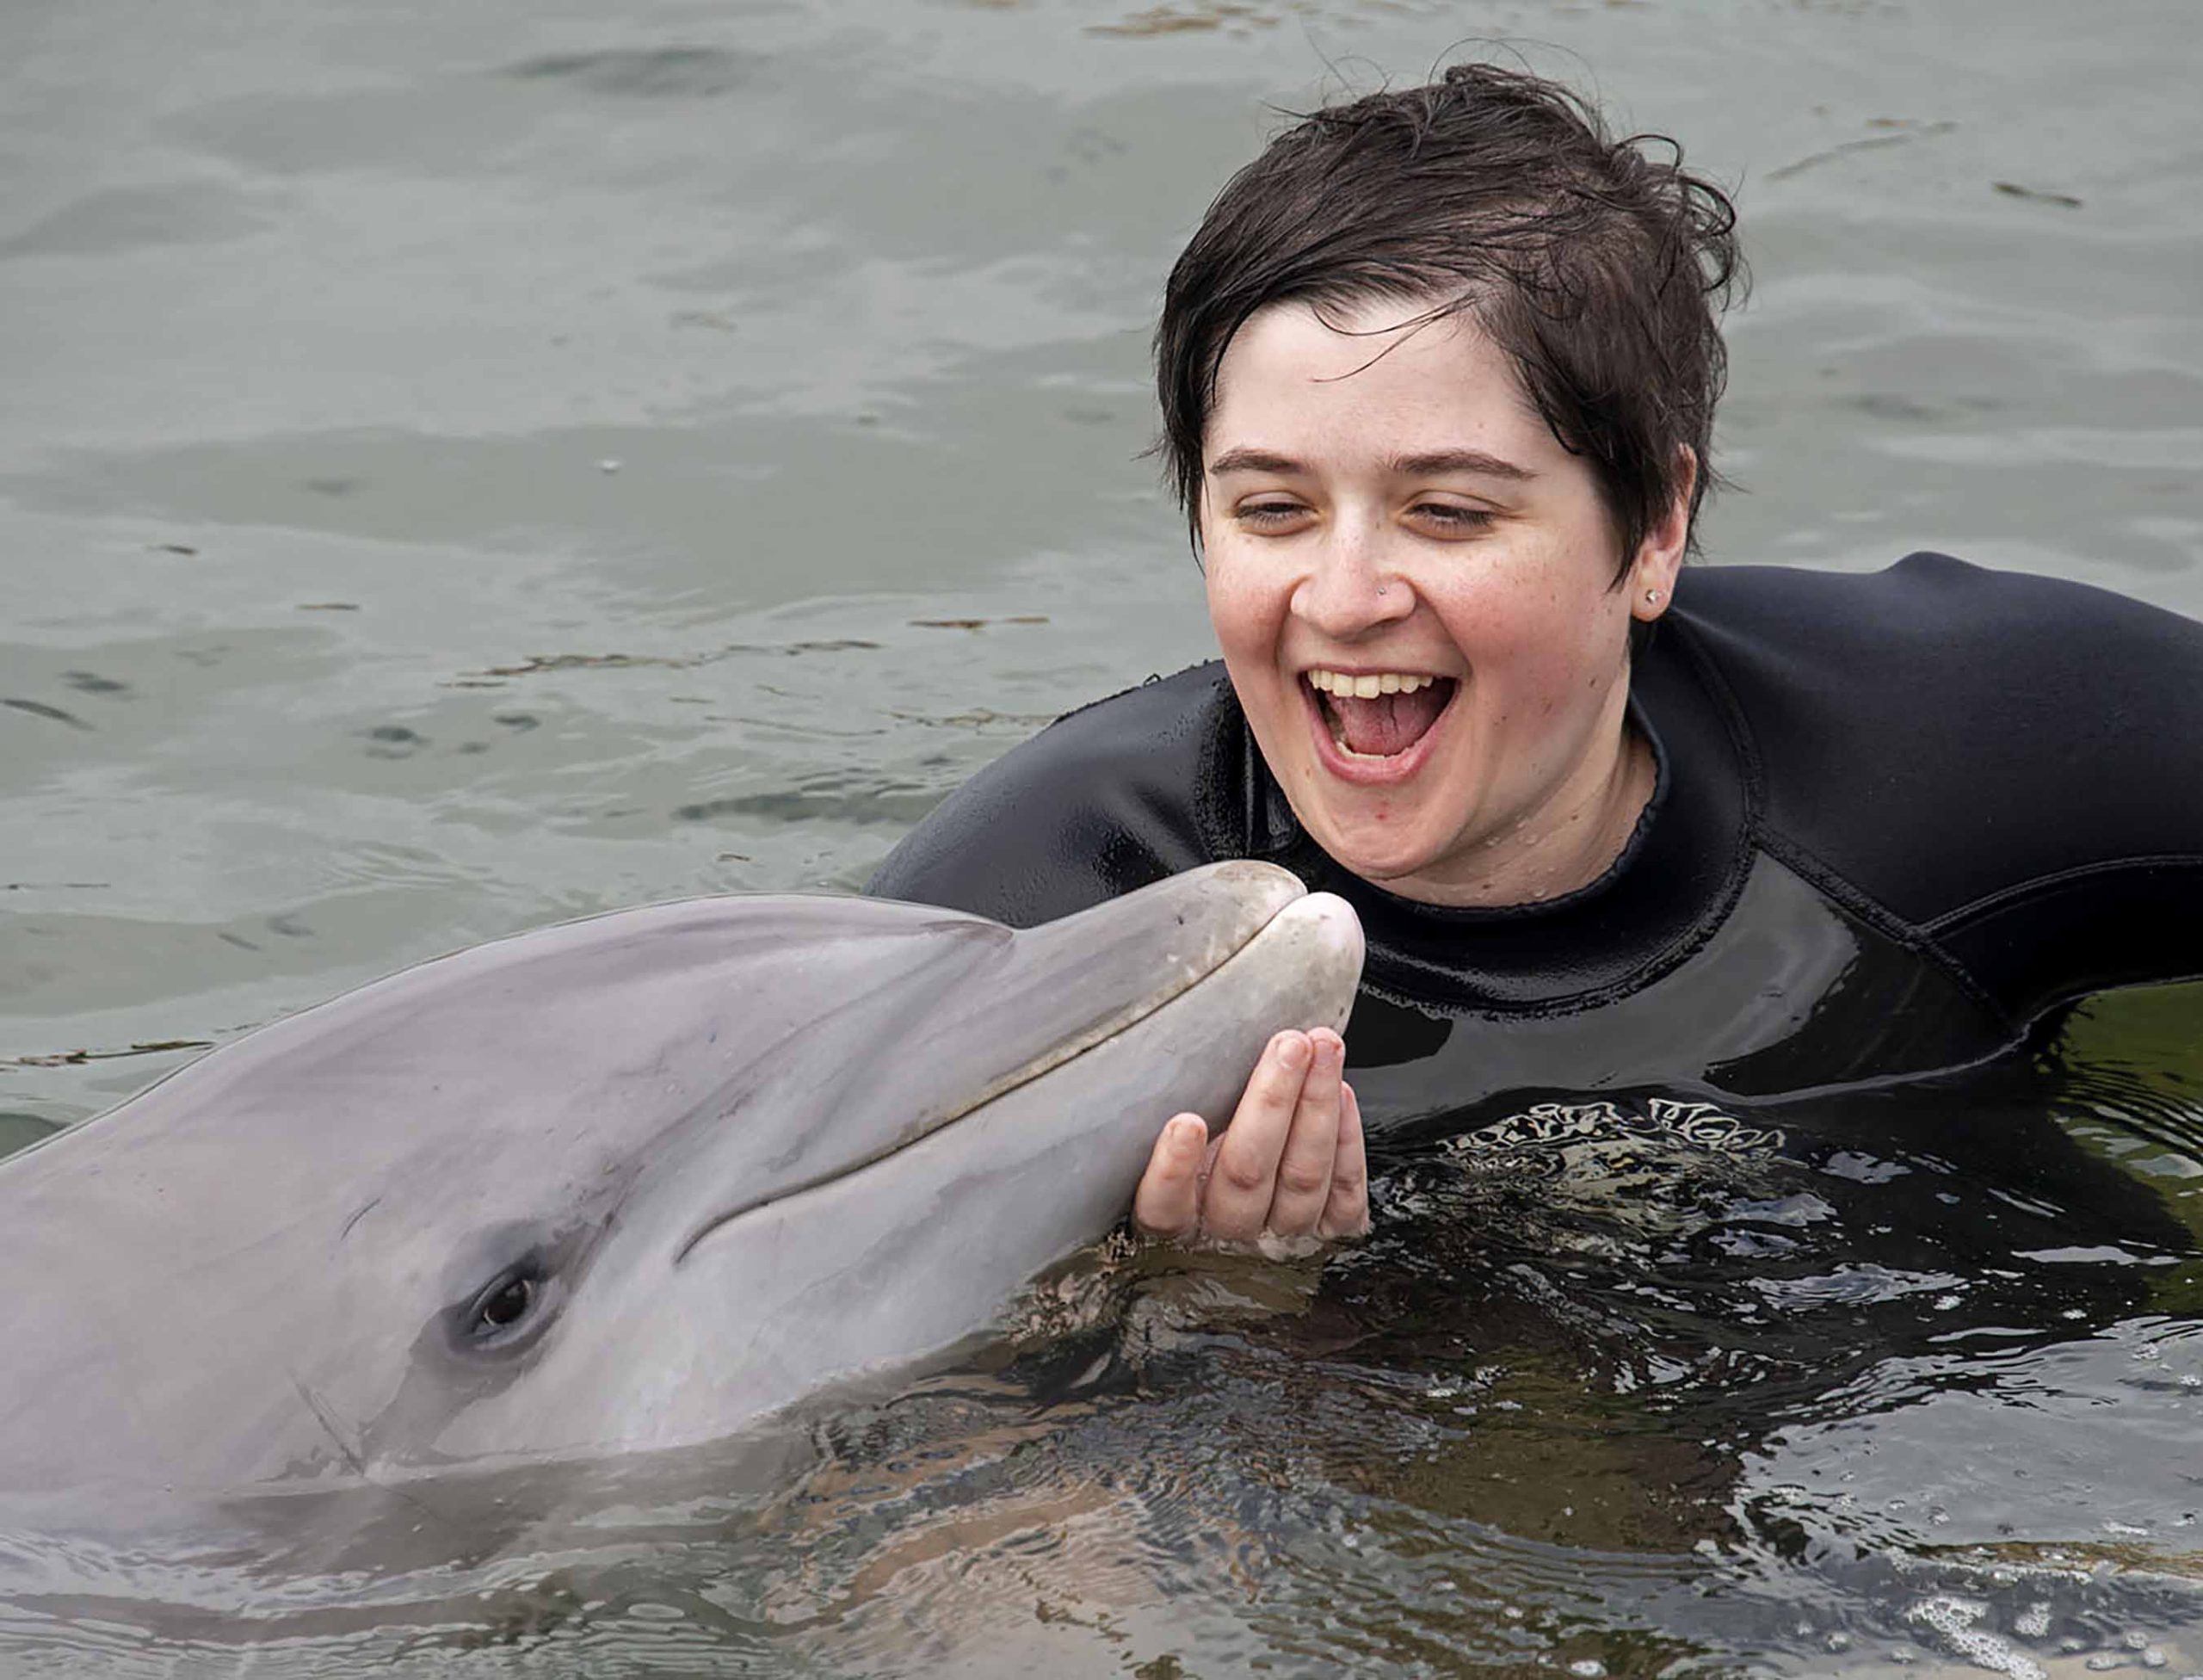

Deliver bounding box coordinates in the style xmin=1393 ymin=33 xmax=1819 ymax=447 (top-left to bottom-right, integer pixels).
xmin=1305 ymin=670 xmax=1459 ymax=764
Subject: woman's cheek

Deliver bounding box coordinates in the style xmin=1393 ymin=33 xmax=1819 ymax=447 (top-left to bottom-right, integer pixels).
xmin=1203 ymin=558 xmax=1282 ymax=662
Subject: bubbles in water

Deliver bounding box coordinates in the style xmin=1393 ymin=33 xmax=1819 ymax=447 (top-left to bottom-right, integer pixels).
xmin=1904 ymin=1595 xmax=2049 ymax=1680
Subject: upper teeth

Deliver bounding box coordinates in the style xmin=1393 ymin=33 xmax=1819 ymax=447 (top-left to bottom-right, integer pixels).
xmin=1307 ymin=670 xmax=1438 ymax=699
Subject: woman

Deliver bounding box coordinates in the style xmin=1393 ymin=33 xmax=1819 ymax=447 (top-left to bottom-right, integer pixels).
xmin=869 ymin=65 xmax=2203 ymax=1245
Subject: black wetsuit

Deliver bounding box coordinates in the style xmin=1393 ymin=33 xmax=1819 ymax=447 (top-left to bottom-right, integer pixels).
xmin=868 ymin=554 xmax=2203 ymax=1133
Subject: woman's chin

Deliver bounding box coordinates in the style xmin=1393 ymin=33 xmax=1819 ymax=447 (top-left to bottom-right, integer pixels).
xmin=1307 ymin=815 xmax=1453 ymax=891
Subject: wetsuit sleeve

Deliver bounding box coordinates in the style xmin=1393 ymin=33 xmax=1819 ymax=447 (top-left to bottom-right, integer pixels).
xmin=1682 ymin=553 xmax=2203 ymax=1028
xmin=866 ymin=663 xmax=1243 ymax=929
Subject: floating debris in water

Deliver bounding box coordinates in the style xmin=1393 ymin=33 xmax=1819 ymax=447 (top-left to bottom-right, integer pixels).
xmin=888 ymin=707 xmax=1058 ymax=729
xmin=1087 ymin=1 xmax=1274 ymax=36
xmin=472 ymin=640 xmax=881 ymax=679
xmin=3 ymin=1040 xmax=213 ymax=1070
xmin=364 ymin=724 xmax=426 ymax=758
xmin=1767 ymin=120 xmax=1959 ymax=181
xmin=3 ymin=697 xmax=90 ymax=730
xmin=1994 ymin=181 xmax=2085 ymax=208
xmin=499 ymin=46 xmax=756 ymax=100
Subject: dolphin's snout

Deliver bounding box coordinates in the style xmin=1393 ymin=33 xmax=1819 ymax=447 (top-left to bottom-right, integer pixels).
xmin=671 ymin=867 xmax=1363 ymax=1268
xmin=1201 ymin=857 xmax=1312 ymax=915
xmin=1284 ymin=890 xmax=1361 ymax=955
xmin=1243 ymin=889 xmax=1363 ymax=1036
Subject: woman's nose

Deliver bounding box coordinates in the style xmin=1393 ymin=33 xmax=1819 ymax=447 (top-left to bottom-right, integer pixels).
xmin=1289 ymin=526 xmax=1414 ymax=640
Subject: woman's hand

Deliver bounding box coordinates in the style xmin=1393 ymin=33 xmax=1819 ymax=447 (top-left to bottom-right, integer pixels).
xmin=1131 ymin=1028 xmax=1367 ymax=1247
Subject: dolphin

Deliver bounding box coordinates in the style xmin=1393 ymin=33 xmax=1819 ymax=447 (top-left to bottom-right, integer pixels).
xmin=0 ymin=862 xmax=1360 ymax=1514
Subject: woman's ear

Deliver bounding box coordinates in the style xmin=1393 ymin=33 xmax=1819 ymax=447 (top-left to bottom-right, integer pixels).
xmin=1630 ymin=447 xmax=1698 ymax=621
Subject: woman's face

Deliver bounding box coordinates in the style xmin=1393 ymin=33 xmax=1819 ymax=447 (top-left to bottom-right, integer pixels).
xmin=1200 ymin=298 xmax=1687 ymax=905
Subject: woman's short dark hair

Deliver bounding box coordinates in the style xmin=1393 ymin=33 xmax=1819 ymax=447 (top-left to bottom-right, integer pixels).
xmin=1155 ymin=63 xmax=1744 ymax=574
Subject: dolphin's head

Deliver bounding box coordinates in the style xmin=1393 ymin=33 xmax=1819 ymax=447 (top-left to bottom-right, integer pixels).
xmin=0 ymin=863 xmax=1360 ymax=1500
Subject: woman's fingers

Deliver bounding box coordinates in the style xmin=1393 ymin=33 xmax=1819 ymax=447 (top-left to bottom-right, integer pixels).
xmin=1131 ymin=1028 xmax=1366 ymax=1249
xmin=1199 ymin=1029 xmax=1313 ymax=1243
xmin=1317 ymin=1081 xmax=1370 ymax=1238
xmin=1132 ymin=1113 xmax=1208 ymax=1241
xmin=1261 ymin=1031 xmax=1346 ymax=1235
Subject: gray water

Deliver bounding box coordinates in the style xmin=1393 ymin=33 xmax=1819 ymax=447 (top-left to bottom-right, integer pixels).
xmin=4 ymin=0 xmax=2201 ymax=1672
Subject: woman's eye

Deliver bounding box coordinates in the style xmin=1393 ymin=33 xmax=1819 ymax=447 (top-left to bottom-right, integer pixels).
xmin=1235 ymin=500 xmax=1311 ymax=529
xmin=1409 ymin=502 xmax=1495 ymax=534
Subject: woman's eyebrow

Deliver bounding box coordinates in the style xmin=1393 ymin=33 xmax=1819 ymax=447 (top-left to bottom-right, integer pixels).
xmin=1205 ymin=446 xmax=1536 ymax=480
xmin=1206 ymin=448 xmax=1305 ymax=476
xmin=1389 ymin=448 xmax=1534 ymax=481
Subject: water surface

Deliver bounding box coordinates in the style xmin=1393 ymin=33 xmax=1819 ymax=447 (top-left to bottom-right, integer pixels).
xmin=3 ymin=0 xmax=2200 ymax=1671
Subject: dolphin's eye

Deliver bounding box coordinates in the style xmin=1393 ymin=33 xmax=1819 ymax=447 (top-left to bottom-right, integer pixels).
xmin=440 ymin=1226 xmax=583 ymax=1360
xmin=460 ymin=1259 xmax=551 ymax=1350
xmin=479 ymin=1274 xmax=534 ymax=1330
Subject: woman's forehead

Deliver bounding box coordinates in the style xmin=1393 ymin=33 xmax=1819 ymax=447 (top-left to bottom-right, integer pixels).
xmin=1206 ymin=300 xmax=1553 ymax=466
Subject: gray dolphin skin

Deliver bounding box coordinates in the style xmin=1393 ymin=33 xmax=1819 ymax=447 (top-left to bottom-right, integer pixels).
xmin=0 ymin=862 xmax=1360 ymax=1512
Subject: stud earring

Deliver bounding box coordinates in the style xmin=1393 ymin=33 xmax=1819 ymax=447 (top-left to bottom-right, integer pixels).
xmin=1644 ymin=588 xmax=1662 ymax=605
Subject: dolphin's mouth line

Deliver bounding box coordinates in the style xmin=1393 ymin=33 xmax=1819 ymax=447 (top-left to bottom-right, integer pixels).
xmin=670 ymin=885 xmax=1308 ymax=1266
